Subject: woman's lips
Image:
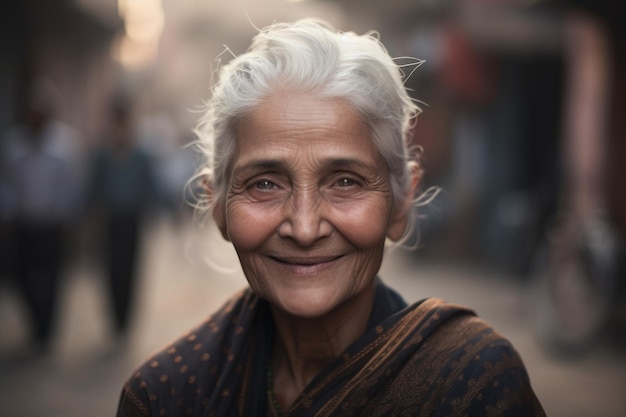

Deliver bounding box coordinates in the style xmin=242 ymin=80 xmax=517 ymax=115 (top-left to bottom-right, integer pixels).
xmin=268 ymin=255 xmax=343 ymax=274
xmin=271 ymin=256 xmax=341 ymax=265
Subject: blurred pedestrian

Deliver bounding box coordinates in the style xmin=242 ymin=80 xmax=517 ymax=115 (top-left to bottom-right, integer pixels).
xmin=137 ymin=110 xmax=198 ymax=223
xmin=0 ymin=78 xmax=82 ymax=352
xmin=85 ymin=96 xmax=160 ymax=338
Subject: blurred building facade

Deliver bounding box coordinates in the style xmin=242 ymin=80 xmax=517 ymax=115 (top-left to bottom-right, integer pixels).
xmin=0 ymin=0 xmax=122 ymax=142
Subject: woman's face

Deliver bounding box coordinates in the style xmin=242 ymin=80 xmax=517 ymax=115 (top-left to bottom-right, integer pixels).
xmin=214 ymin=93 xmax=408 ymax=318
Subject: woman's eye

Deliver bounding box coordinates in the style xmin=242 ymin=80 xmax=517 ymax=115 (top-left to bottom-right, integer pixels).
xmin=255 ymin=180 xmax=276 ymax=190
xmin=336 ymin=178 xmax=357 ymax=187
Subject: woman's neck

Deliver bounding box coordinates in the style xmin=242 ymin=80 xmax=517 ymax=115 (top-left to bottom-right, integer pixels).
xmin=269 ymin=283 xmax=376 ymax=411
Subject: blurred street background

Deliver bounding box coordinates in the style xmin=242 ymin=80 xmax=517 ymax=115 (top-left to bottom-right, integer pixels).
xmin=1 ymin=0 xmax=625 ymax=416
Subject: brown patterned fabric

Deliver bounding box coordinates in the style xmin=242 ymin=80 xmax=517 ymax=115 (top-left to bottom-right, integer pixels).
xmin=116 ymin=281 xmax=545 ymax=417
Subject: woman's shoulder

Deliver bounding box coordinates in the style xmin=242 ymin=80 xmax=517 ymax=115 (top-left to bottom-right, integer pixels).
xmin=397 ymin=298 xmax=534 ymax=389
xmin=116 ymin=287 xmax=258 ymax=417
xmin=400 ymin=298 xmax=545 ymax=415
xmin=407 ymin=297 xmax=522 ymax=366
xmin=134 ymin=287 xmax=256 ymax=375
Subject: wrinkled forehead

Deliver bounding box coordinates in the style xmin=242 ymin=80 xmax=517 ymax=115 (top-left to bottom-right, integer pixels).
xmin=230 ymin=93 xmax=384 ymax=168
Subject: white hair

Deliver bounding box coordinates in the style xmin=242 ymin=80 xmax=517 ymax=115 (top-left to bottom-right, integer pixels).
xmin=193 ymin=18 xmax=426 ymax=241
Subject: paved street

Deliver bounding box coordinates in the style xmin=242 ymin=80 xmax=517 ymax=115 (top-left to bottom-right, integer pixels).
xmin=1 ymin=215 xmax=625 ymax=417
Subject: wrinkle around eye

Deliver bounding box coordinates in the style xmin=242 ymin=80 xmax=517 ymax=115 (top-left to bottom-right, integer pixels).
xmin=323 ymin=184 xmax=390 ymax=207
xmin=328 ymin=173 xmax=390 ymax=193
xmin=245 ymin=178 xmax=290 ymax=203
xmin=227 ymin=176 xmax=249 ymax=196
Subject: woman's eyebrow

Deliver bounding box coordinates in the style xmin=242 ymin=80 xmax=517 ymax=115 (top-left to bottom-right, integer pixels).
xmin=233 ymin=157 xmax=375 ymax=175
xmin=233 ymin=159 xmax=284 ymax=174
xmin=322 ymin=158 xmax=372 ymax=170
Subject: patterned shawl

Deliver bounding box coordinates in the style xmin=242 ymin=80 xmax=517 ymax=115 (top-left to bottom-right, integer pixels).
xmin=117 ymin=280 xmax=545 ymax=417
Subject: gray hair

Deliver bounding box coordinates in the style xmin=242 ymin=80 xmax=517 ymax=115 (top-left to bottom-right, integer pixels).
xmin=193 ymin=18 xmax=426 ymax=241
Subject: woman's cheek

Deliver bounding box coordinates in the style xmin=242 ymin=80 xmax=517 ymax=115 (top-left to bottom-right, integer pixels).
xmin=226 ymin=202 xmax=278 ymax=249
xmin=331 ymin=201 xmax=391 ymax=246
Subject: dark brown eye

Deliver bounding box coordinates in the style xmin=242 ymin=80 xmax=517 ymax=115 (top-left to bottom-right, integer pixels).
xmin=255 ymin=180 xmax=276 ymax=190
xmin=336 ymin=178 xmax=356 ymax=187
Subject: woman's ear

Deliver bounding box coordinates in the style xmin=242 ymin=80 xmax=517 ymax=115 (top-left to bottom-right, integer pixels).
xmin=387 ymin=161 xmax=421 ymax=242
xmin=203 ymin=177 xmax=230 ymax=241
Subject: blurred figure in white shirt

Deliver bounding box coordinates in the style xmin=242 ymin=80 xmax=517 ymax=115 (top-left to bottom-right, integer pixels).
xmin=0 ymin=79 xmax=82 ymax=353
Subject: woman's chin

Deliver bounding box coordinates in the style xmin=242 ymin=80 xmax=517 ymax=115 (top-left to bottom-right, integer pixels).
xmin=272 ymin=288 xmax=342 ymax=319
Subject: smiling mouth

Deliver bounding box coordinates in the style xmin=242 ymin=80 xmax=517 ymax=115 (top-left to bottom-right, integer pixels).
xmin=270 ymin=256 xmax=342 ymax=265
xmin=268 ymin=255 xmax=343 ymax=273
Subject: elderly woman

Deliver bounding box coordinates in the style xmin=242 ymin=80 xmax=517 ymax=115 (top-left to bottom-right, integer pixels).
xmin=116 ymin=19 xmax=545 ymax=417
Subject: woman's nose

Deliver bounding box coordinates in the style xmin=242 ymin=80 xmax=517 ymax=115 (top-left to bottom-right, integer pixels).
xmin=277 ymin=189 xmax=332 ymax=246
